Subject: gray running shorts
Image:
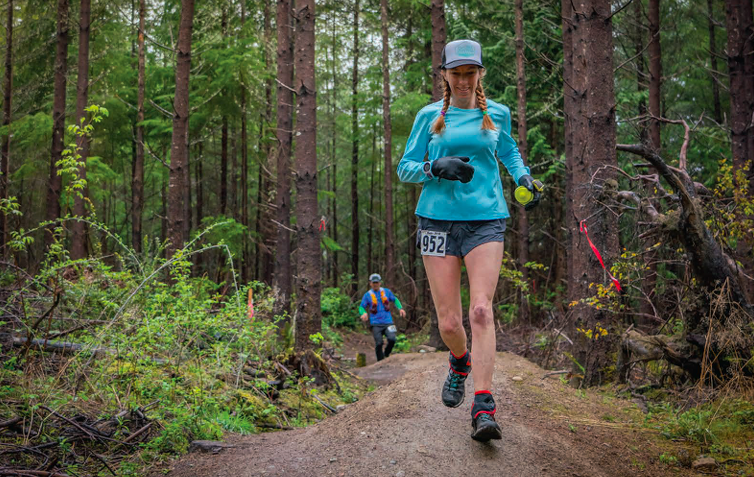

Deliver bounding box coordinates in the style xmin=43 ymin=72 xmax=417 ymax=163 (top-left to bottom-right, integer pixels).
xmin=416 ymin=217 xmax=507 ymax=258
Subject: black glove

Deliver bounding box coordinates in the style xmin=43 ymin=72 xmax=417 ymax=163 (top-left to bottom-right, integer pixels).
xmin=518 ymin=174 xmax=544 ymax=211
xmin=431 ymin=156 xmax=475 ymax=183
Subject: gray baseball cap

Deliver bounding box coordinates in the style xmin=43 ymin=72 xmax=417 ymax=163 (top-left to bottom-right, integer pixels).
xmin=369 ymin=273 xmax=382 ymax=282
xmin=441 ymin=39 xmax=484 ymax=69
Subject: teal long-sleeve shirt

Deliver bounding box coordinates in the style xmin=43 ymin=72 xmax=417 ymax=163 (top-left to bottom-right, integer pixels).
xmin=397 ymin=100 xmax=530 ymax=221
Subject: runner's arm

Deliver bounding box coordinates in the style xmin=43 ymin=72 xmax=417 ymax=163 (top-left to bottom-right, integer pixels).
xmin=358 ymin=306 xmax=367 ymax=315
xmin=397 ymin=109 xmax=434 ymax=183
xmin=495 ymin=105 xmax=530 ymax=184
xmin=385 ymin=289 xmax=403 ymax=310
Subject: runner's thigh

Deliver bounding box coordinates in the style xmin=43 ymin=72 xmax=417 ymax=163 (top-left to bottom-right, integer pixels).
xmin=465 ymin=241 xmax=505 ymax=303
xmin=423 ymin=254 xmax=463 ymax=323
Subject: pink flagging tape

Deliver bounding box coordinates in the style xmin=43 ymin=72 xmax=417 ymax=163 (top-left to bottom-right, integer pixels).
xmin=579 ymin=220 xmax=622 ymax=292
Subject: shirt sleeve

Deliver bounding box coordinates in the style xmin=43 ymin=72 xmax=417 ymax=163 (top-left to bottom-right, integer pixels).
xmin=496 ymin=106 xmax=530 ymax=185
xmin=359 ymin=294 xmax=369 ymax=312
xmin=394 ymin=298 xmax=403 ymax=310
xmin=397 ymin=108 xmax=434 ymax=183
xmin=386 ymin=289 xmax=396 ymax=302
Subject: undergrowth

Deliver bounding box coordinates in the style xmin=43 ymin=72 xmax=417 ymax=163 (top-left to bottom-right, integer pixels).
xmin=0 ymin=227 xmax=369 ymax=476
xmin=643 ymin=395 xmax=754 ymax=471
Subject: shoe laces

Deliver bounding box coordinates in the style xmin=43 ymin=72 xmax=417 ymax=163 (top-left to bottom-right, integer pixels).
xmin=476 ymin=412 xmax=495 ymax=423
xmin=448 ymin=371 xmax=465 ymax=390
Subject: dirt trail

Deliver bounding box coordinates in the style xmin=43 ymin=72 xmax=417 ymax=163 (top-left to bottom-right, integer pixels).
xmin=162 ymin=353 xmax=692 ymax=477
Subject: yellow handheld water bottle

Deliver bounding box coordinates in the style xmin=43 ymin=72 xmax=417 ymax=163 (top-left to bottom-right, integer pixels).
xmin=514 ymin=179 xmax=544 ymax=206
xmin=514 ymin=186 xmax=534 ymax=205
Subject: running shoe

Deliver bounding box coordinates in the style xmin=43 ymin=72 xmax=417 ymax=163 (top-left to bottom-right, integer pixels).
xmin=471 ymin=391 xmax=502 ymax=441
xmin=441 ymin=350 xmax=470 ymax=408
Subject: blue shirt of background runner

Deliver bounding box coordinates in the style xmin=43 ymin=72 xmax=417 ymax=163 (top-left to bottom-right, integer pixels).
xmin=359 ymin=288 xmax=397 ymax=325
xmin=396 ymin=99 xmax=530 ymax=221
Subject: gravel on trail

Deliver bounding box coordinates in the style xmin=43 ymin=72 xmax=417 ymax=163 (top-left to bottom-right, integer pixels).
xmin=160 ymin=352 xmax=694 ymax=477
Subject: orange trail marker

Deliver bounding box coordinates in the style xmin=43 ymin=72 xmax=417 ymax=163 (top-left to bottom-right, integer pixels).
xmin=248 ymin=289 xmax=255 ymax=320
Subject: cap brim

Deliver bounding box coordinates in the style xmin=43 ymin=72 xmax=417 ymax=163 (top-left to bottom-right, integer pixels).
xmin=443 ymin=59 xmax=484 ymax=69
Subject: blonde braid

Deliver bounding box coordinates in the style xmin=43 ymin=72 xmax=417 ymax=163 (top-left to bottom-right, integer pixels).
xmin=476 ymin=79 xmax=496 ymax=131
xmin=431 ymin=78 xmax=452 ymax=135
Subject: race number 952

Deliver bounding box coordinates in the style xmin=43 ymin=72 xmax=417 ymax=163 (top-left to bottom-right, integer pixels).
xmin=420 ymin=230 xmax=447 ymax=257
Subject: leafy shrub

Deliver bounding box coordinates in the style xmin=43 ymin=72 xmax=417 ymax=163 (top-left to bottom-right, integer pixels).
xmin=320 ymin=287 xmax=359 ymax=329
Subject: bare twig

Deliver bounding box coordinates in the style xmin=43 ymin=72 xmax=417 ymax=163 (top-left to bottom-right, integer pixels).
xmin=29 ymin=291 xmax=61 ymax=333
xmin=309 ymin=391 xmax=336 ymax=413
xmin=256 ymin=423 xmax=294 ymax=430
xmin=275 ymin=78 xmax=297 ymax=93
xmin=148 ymin=99 xmax=173 ymax=119
xmin=541 ymin=370 xmax=570 ymax=380
xmin=122 ymin=422 xmax=153 ymax=444
xmin=40 ymin=406 xmax=97 ymax=442
xmin=0 ymin=417 xmax=21 ymax=429
xmin=189 ymin=89 xmax=222 ymax=113
xmin=0 ymin=470 xmax=71 ymax=477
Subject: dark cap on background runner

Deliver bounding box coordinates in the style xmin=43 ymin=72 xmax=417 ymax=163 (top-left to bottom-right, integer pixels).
xmin=441 ymin=39 xmax=484 ymax=70
xmin=369 ymin=273 xmax=382 ymax=282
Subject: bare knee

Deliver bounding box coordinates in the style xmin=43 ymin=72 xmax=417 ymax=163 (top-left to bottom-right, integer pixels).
xmin=470 ymin=301 xmax=493 ymax=328
xmin=438 ymin=314 xmax=463 ymax=337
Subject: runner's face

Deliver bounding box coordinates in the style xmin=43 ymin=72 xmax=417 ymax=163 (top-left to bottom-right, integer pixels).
xmin=370 ymin=281 xmax=381 ymax=291
xmin=443 ymin=65 xmax=480 ymax=100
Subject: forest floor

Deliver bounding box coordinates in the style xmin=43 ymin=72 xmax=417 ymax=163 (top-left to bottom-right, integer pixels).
xmin=159 ymin=344 xmax=699 ymax=477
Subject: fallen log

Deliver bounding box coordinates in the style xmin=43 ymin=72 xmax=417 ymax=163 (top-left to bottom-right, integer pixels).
xmin=0 ymin=470 xmax=70 ymax=477
xmin=2 ymin=334 xmax=167 ymax=365
xmin=0 ymin=417 xmax=21 ymax=429
xmin=618 ymin=329 xmax=702 ymax=381
xmin=617 ymin=140 xmax=752 ymax=317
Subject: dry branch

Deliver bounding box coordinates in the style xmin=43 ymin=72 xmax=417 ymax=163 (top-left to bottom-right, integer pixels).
xmin=3 ymin=334 xmax=167 ymax=364
xmin=616 ymin=140 xmax=752 ymax=314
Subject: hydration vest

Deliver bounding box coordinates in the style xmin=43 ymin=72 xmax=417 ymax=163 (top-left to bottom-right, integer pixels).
xmin=369 ymin=288 xmax=390 ymax=314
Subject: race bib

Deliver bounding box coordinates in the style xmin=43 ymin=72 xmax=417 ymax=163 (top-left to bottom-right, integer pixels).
xmin=420 ymin=230 xmax=447 ymax=257
xmin=387 ymin=325 xmax=397 ymax=333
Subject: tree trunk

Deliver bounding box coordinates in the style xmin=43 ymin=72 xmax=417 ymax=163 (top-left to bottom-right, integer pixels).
xmin=195 ymin=144 xmax=203 ymax=228
xmin=567 ymin=0 xmax=620 ymax=386
xmin=274 ymin=0 xmax=294 ymax=317
xmin=726 ymin=0 xmax=754 ymax=169
xmin=292 ymin=0 xmax=320 ymax=352
xmin=430 ymin=0 xmax=446 ymax=102
xmin=351 ymin=0 xmax=360 ymax=294
xmin=185 ymin=121 xmax=192 ymax=237
xmin=46 ymin=0 xmax=70 ymax=249
xmin=132 ymin=0 xmax=146 ymax=254
xmin=368 ymin=127 xmax=375 ymax=278
xmin=633 ymin=0 xmax=658 ymax=323
xmin=256 ymin=130 xmax=264 ymax=277
xmin=160 ymin=173 xmax=167 ymax=245
xmin=380 ymin=0 xmax=394 ymax=286
xmin=240 ymin=1 xmax=249 ymax=281
xmin=260 ymin=0 xmax=275 ymax=285
xmin=330 ymin=11 xmax=338 ymax=286
xmin=562 ymin=0 xmax=574 ymax=319
xmin=0 ymin=0 xmax=12 ymax=259
xmin=725 ymin=0 xmax=754 ymax=302
xmin=427 ymin=0 xmax=446 ymax=348
xmin=405 ymin=13 xmax=418 ymax=325
xmin=648 ymin=0 xmax=662 ymax=152
xmin=221 ymin=116 xmax=228 ymax=215
xmin=219 ymin=6 xmax=228 ymax=217
xmin=167 ymin=0 xmax=195 ymax=258
xmin=633 ymin=0 xmax=647 ymax=141
xmin=71 ymin=0 xmax=91 ymax=260
xmin=514 ymin=0 xmax=530 ymax=323
xmin=230 ymin=128 xmax=238 ymax=216
xmin=745 ymin=0 xmax=754 ymax=161
xmin=707 ymin=0 xmax=722 ymax=123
